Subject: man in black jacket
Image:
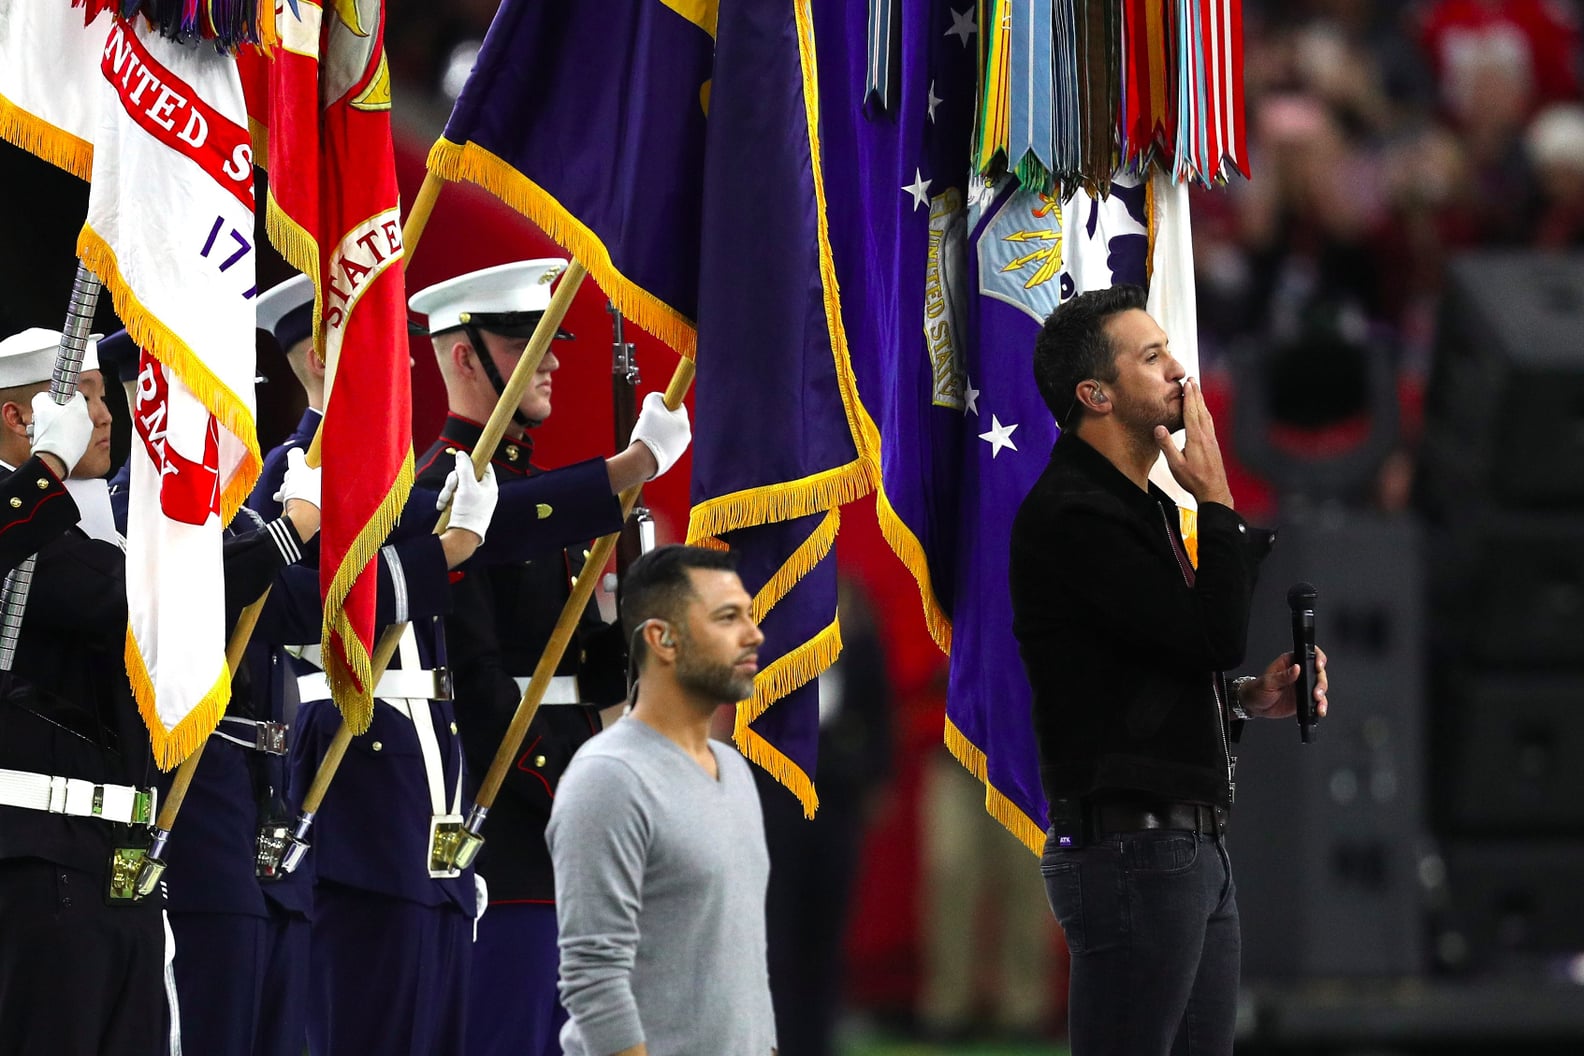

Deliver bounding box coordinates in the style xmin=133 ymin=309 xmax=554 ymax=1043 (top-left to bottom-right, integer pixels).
xmin=1010 ymin=284 xmax=1328 ymax=1056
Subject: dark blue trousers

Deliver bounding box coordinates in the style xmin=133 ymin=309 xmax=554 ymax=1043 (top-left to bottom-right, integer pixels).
xmin=308 ymin=882 xmax=472 ymax=1056
xmin=1042 ymin=828 xmax=1240 ymax=1056
xmin=467 ymin=902 xmax=566 ymax=1056
xmin=170 ymin=905 xmax=309 ymax=1056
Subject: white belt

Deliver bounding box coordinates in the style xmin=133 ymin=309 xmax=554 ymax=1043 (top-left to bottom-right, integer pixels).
xmin=0 ymin=767 xmax=157 ymax=825
xmin=515 ymin=675 xmax=582 ymax=706
xmin=296 ymin=668 xmax=452 ymax=705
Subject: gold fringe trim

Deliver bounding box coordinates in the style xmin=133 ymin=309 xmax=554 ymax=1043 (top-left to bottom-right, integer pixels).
xmin=125 ymin=627 xmax=233 ymax=771
xmin=737 ymin=723 xmax=820 ymax=818
xmin=320 ymin=448 xmax=413 ymax=733
xmin=749 ymin=507 xmax=839 ymax=621
xmin=872 ymin=466 xmax=952 ymax=654
xmin=685 ymin=458 xmax=873 ymax=546
xmin=692 ymin=534 xmax=729 ymax=552
xmin=943 ymin=716 xmax=1045 ymax=855
xmin=263 ymin=190 xmax=323 ymax=358
xmin=736 ymin=618 xmax=842 ymax=729
xmin=77 ymin=226 xmax=262 ymax=521
xmin=732 ymin=617 xmax=843 ymax=819
xmin=0 ymin=94 xmax=93 ymax=181
xmin=427 ymin=138 xmax=698 ymax=358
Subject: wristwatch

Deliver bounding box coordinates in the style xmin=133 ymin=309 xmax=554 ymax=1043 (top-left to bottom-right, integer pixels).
xmin=1228 ymin=676 xmax=1258 ymax=721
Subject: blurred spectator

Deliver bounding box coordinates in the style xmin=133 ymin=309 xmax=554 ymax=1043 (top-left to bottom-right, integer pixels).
xmin=915 ymin=749 xmax=1057 ymax=1043
xmin=1525 ymin=103 xmax=1584 ymax=246
xmin=1417 ymin=0 xmax=1582 ymax=120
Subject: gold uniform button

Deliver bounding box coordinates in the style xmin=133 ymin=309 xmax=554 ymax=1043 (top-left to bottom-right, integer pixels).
xmin=445 ymin=447 xmax=458 ymax=456
xmin=8 ymin=497 xmax=20 ymax=509
xmin=36 ymin=477 xmax=49 ymax=490
xmin=506 ymin=446 xmax=520 ymax=462
xmin=536 ymin=504 xmax=553 ymax=519
xmin=371 ymin=741 xmax=383 ymax=752
xmin=533 ymin=755 xmax=547 ymax=768
xmin=450 ymin=722 xmax=458 ymax=734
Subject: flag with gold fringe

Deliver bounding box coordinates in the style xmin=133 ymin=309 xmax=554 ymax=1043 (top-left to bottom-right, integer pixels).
xmin=77 ymin=16 xmax=262 ymax=768
xmin=426 ymin=0 xmax=715 ymax=356
xmin=241 ymin=0 xmax=412 ymax=732
xmin=680 ymin=0 xmax=902 ymax=817
xmin=0 ymin=0 xmax=111 ymax=180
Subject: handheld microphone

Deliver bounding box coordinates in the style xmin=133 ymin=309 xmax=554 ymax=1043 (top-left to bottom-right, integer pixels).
xmin=1287 ymin=582 xmax=1319 ymax=743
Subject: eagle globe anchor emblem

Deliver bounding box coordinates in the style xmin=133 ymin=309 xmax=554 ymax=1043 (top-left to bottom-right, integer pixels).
xmin=323 ymin=0 xmax=392 ymax=113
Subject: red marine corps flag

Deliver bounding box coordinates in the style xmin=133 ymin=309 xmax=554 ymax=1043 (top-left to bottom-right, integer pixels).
xmin=242 ymin=0 xmax=412 ymax=731
xmin=76 ymin=17 xmax=263 ymax=767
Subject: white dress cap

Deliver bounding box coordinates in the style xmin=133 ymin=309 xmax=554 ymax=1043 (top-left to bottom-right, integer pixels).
xmin=408 ymin=258 xmax=569 ymax=335
xmin=0 ymin=327 xmax=101 ymax=388
xmin=255 ymin=274 xmax=315 ymax=342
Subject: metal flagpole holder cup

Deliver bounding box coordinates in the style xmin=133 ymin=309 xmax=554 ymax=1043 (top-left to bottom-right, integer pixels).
xmin=270 ymin=811 xmax=316 ymax=874
xmin=428 ymin=813 xmax=466 ymax=878
xmin=449 ymin=804 xmax=490 ymax=870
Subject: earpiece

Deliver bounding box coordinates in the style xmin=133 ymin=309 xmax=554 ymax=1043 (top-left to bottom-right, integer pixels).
xmin=660 ymin=630 xmax=675 ymax=648
xmin=1091 ymin=387 xmax=1108 ymax=405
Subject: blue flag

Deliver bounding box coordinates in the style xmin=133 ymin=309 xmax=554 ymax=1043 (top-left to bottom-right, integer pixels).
xmin=430 ymin=1 xmax=714 ymax=353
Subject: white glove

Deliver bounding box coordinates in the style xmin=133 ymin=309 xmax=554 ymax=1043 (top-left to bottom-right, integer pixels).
xmin=629 ymin=391 xmax=691 ymax=480
xmin=273 ymin=447 xmax=321 ymax=510
xmin=29 ymin=392 xmax=93 ymax=472
xmin=437 ymin=451 xmax=498 ymax=542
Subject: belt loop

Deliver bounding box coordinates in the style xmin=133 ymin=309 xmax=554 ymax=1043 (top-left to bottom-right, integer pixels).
xmin=47 ymin=775 xmax=67 ymax=813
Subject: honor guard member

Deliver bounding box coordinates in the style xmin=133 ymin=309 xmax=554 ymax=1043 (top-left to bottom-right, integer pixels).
xmin=145 ymin=276 xmax=335 ymax=1056
xmin=0 ymin=327 xmax=322 ymax=1056
xmin=0 ymin=333 xmax=94 ymax=572
xmin=408 ymin=259 xmax=692 ymax=1056
xmin=286 ymin=261 xmax=671 ymax=1056
xmin=249 ymin=274 xmax=322 ymax=520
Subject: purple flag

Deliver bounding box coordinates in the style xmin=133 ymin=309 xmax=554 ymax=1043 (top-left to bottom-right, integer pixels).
xmin=430 ymin=0 xmax=713 ymax=354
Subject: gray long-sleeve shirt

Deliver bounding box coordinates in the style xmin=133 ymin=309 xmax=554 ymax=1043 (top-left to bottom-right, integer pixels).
xmin=547 ymin=716 xmax=776 ymax=1056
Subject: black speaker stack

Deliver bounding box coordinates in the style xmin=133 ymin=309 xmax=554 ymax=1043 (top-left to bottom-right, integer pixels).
xmin=1417 ymin=251 xmax=1584 ymax=975
xmin=1234 ymin=511 xmax=1429 ymax=981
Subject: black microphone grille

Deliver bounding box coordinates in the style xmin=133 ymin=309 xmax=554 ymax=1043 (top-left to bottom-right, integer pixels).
xmin=1287 ymin=582 xmax=1318 ymax=609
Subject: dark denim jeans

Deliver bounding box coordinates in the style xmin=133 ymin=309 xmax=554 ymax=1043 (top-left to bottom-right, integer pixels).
xmin=1042 ymin=827 xmax=1240 ymax=1056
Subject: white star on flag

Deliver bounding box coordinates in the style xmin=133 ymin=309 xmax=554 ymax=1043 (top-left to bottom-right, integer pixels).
xmin=927 ymin=80 xmax=943 ymax=124
xmin=963 ymin=378 xmax=980 ymax=415
xmin=902 ymin=168 xmax=932 ymax=211
xmin=946 ymin=8 xmax=977 ymax=46
xmin=979 ymin=414 xmax=1018 ymax=458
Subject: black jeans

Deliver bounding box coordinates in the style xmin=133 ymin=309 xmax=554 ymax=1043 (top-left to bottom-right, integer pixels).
xmin=1042 ymin=827 xmax=1240 ymax=1056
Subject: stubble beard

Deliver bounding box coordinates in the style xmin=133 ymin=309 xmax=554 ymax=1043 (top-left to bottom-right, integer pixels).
xmin=675 ymin=650 xmax=755 ymax=706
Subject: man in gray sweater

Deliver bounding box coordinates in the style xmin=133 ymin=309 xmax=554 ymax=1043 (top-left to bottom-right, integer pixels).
xmin=547 ymin=545 xmax=778 ymax=1056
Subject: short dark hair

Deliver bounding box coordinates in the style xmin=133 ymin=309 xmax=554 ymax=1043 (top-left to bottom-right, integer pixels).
xmin=1032 ymin=284 xmax=1148 ymax=428
xmin=619 ymin=544 xmax=741 ymax=669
